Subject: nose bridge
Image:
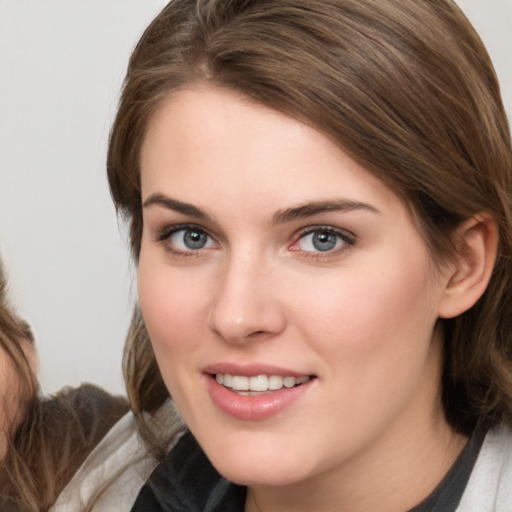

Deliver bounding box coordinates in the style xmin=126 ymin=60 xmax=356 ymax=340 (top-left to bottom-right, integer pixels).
xmin=208 ymin=246 xmax=285 ymax=343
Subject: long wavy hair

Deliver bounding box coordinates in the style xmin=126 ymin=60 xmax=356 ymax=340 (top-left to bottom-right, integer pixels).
xmin=108 ymin=0 xmax=512 ymax=449
xmin=0 ymin=261 xmax=128 ymax=511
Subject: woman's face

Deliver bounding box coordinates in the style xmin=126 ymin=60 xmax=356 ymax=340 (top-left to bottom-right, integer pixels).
xmin=138 ymin=86 xmax=451 ymax=488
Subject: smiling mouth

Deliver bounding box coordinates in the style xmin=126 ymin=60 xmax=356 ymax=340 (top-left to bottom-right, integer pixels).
xmin=214 ymin=373 xmax=313 ymax=395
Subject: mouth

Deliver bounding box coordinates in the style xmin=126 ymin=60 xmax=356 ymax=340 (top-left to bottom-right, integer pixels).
xmin=205 ymin=369 xmax=316 ymax=421
xmin=212 ymin=373 xmax=313 ymax=395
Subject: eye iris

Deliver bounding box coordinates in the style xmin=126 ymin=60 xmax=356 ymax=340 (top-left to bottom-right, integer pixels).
xmin=312 ymin=231 xmax=337 ymax=251
xmin=183 ymin=230 xmax=207 ymax=249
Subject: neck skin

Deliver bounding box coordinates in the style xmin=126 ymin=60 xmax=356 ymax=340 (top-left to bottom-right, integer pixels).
xmin=245 ymin=332 xmax=467 ymax=512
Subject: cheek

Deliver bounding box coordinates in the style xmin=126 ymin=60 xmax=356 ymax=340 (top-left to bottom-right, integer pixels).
xmin=0 ymin=345 xmax=33 ymax=456
xmin=291 ymin=252 xmax=440 ymax=376
xmin=290 ymin=259 xmax=442 ymax=442
xmin=138 ymin=271 xmax=196 ymax=408
xmin=137 ymin=256 xmax=210 ymax=366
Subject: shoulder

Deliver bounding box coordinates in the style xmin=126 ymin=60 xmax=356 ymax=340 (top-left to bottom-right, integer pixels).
xmin=457 ymin=423 xmax=512 ymax=511
xmin=50 ymin=410 xmax=151 ymax=512
xmin=50 ymin=399 xmax=183 ymax=512
xmin=42 ymin=383 xmax=129 ymax=439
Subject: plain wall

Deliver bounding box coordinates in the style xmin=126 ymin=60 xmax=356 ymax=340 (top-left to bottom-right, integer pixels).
xmin=0 ymin=0 xmax=511 ymax=396
xmin=0 ymin=1 xmax=168 ymax=395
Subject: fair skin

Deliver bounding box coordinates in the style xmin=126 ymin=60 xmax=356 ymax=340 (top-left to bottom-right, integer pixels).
xmin=138 ymin=85 xmax=493 ymax=512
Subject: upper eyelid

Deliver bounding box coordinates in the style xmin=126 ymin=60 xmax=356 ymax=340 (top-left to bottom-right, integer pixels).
xmin=291 ymin=226 xmax=356 ymax=253
xmin=155 ymin=223 xmax=216 ymax=243
xmin=295 ymin=225 xmax=355 ymax=240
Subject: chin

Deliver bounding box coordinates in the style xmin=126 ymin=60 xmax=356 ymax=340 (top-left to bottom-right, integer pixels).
xmin=219 ymin=465 xmax=308 ymax=488
xmin=206 ymin=444 xmax=312 ymax=488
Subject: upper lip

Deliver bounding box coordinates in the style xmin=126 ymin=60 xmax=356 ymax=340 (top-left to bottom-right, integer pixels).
xmin=203 ymin=362 xmax=313 ymax=378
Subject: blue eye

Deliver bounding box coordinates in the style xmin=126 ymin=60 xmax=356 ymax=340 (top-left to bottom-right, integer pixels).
xmin=169 ymin=228 xmax=215 ymax=251
xmin=297 ymin=229 xmax=351 ymax=253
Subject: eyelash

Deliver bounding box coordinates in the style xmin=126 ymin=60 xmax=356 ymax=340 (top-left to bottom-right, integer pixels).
xmin=154 ymin=223 xmax=356 ymax=259
xmin=155 ymin=224 xmax=217 ymax=258
xmin=290 ymin=226 xmax=356 ymax=259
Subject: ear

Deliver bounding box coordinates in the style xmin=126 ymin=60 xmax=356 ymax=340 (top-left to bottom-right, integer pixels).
xmin=438 ymin=213 xmax=498 ymax=319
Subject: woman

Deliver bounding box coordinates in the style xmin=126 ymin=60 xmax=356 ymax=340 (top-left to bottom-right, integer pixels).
xmin=0 ymin=259 xmax=128 ymax=511
xmin=64 ymin=0 xmax=512 ymax=510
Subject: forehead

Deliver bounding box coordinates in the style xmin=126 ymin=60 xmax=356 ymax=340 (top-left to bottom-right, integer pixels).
xmin=141 ymin=86 xmax=403 ymax=213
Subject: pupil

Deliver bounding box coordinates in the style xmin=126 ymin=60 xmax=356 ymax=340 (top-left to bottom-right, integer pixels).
xmin=313 ymin=231 xmax=337 ymax=251
xmin=184 ymin=230 xmax=206 ymax=249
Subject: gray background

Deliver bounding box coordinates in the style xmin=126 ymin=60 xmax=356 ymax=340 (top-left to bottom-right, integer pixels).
xmin=0 ymin=0 xmax=511 ymax=396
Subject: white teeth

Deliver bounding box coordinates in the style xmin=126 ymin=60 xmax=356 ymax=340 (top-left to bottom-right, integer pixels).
xmin=283 ymin=376 xmax=296 ymax=388
xmin=215 ymin=373 xmax=310 ymax=392
xmin=249 ymin=375 xmax=268 ymax=392
xmin=268 ymin=375 xmax=284 ymax=390
xmin=232 ymin=376 xmax=249 ymax=391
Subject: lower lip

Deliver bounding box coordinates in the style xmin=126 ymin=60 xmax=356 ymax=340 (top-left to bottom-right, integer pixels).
xmin=206 ymin=375 xmax=314 ymax=421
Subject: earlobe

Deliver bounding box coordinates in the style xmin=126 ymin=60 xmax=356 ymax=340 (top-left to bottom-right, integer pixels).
xmin=438 ymin=213 xmax=498 ymax=319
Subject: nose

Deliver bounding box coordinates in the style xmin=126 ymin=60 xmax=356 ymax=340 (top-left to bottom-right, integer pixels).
xmin=207 ymin=254 xmax=286 ymax=344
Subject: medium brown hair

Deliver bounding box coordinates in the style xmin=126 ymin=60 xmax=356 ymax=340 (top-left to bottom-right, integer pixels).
xmin=108 ymin=0 xmax=512 ymax=441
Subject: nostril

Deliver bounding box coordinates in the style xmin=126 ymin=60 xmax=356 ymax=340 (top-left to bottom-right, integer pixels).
xmin=247 ymin=330 xmax=267 ymax=338
xmin=207 ymin=297 xmax=287 ymax=343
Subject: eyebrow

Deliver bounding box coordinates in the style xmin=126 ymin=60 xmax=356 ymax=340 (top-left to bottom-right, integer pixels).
xmin=143 ymin=193 xmax=379 ymax=223
xmin=143 ymin=194 xmax=211 ymax=220
xmin=272 ymin=199 xmax=379 ymax=224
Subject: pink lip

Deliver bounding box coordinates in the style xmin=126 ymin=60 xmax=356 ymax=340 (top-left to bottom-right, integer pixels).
xmin=203 ymin=362 xmax=310 ymax=378
xmin=204 ymin=366 xmax=315 ymax=421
